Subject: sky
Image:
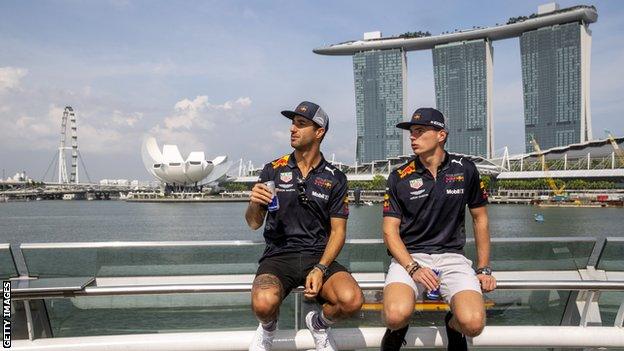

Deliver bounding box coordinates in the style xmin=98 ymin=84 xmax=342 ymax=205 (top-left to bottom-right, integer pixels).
xmin=1 ymin=0 xmax=623 ymax=181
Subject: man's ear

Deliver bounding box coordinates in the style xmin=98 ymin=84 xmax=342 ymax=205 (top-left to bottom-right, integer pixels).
xmin=439 ymin=130 xmax=448 ymax=143
xmin=316 ymin=127 xmax=326 ymax=139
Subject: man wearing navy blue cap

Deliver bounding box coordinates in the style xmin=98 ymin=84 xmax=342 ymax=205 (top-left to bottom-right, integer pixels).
xmin=245 ymin=101 xmax=363 ymax=351
xmin=380 ymin=107 xmax=496 ymax=350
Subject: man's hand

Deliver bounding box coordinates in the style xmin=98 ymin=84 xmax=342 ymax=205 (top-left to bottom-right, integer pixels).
xmin=477 ymin=274 xmax=496 ymax=292
xmin=411 ymin=267 xmax=440 ymax=292
xmin=249 ymin=183 xmax=273 ymax=206
xmin=304 ymin=268 xmax=323 ymax=299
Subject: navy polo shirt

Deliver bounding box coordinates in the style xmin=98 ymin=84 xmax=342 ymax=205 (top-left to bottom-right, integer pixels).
xmin=383 ymin=152 xmax=488 ymax=254
xmin=258 ymin=152 xmax=349 ymax=260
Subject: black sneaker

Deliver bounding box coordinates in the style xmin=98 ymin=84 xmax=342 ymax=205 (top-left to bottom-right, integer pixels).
xmin=445 ymin=312 xmax=467 ymax=351
xmin=380 ymin=325 xmax=408 ymax=351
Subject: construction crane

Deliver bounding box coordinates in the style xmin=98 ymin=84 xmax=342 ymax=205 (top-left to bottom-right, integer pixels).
xmin=605 ymin=129 xmax=624 ymax=168
xmin=530 ymin=137 xmax=566 ymax=197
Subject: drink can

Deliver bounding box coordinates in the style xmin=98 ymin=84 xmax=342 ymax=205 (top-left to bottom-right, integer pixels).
xmin=425 ymin=269 xmax=441 ymax=300
xmin=265 ymin=181 xmax=279 ymax=212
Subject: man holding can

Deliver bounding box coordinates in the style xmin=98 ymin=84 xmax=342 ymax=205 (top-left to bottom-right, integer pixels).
xmin=380 ymin=108 xmax=496 ymax=350
xmin=245 ymin=101 xmax=363 ymax=351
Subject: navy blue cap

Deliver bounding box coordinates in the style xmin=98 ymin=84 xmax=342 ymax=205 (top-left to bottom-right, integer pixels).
xmin=281 ymin=101 xmax=329 ymax=131
xmin=396 ymin=107 xmax=446 ymax=131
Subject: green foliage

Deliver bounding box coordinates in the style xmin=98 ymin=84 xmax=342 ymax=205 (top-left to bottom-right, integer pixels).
xmin=221 ymin=182 xmax=250 ymax=192
xmin=398 ymin=31 xmax=431 ymax=38
xmin=480 ymin=175 xmax=491 ymax=190
xmin=349 ymin=175 xmax=387 ymax=191
xmin=496 ymin=178 xmax=616 ymax=190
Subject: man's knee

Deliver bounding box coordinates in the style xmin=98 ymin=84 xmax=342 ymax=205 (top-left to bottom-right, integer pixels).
xmin=252 ymin=290 xmax=281 ymax=319
xmin=383 ymin=301 xmax=413 ymax=330
xmin=455 ymin=310 xmax=485 ymax=337
xmin=251 ymin=274 xmax=282 ymax=320
xmin=336 ymin=287 xmax=364 ymax=315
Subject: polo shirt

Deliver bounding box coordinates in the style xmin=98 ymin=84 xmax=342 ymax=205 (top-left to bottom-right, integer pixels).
xmin=383 ymin=152 xmax=488 ymax=254
xmin=258 ymin=152 xmax=349 ymax=260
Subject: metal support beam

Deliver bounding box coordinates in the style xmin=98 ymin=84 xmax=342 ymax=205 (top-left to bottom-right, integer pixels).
xmin=9 ymin=326 xmax=624 ymax=350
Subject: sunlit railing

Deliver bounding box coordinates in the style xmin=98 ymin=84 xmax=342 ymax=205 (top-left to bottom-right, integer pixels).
xmin=3 ymin=237 xmax=624 ymax=350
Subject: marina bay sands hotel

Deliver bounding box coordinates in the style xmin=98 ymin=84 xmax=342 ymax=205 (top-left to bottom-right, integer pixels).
xmin=314 ymin=3 xmax=597 ymax=163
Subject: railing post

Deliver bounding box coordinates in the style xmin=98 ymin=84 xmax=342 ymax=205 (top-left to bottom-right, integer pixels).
xmin=294 ymin=292 xmax=299 ymax=331
xmin=615 ymin=300 xmax=624 ymax=328
xmin=23 ymin=300 xmax=34 ymax=341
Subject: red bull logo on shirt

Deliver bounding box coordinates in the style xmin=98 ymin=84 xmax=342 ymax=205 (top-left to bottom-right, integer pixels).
xmin=444 ymin=174 xmax=464 ymax=183
xmin=314 ymin=178 xmax=333 ymax=189
xmin=272 ymin=155 xmax=290 ymax=169
xmin=398 ymin=161 xmax=416 ymax=179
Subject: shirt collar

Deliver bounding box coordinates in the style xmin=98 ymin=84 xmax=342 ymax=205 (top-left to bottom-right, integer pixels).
xmin=414 ymin=151 xmax=451 ymax=174
xmin=287 ymin=152 xmax=327 ymax=174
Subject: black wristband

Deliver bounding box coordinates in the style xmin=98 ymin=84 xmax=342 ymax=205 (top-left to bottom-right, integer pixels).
xmin=475 ymin=266 xmax=492 ymax=275
xmin=313 ymin=263 xmax=328 ymax=276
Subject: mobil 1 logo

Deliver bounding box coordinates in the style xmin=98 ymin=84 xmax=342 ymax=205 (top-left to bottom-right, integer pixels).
xmin=2 ymin=281 xmax=9 ymax=348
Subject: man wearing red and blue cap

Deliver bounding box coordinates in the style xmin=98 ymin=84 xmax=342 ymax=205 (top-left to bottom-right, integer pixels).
xmin=380 ymin=107 xmax=496 ymax=350
xmin=245 ymin=101 xmax=363 ymax=351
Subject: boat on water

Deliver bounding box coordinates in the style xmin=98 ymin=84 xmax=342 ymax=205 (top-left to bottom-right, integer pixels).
xmin=3 ymin=237 xmax=624 ymax=350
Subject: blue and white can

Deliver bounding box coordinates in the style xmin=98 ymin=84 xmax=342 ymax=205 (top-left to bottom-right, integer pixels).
xmin=265 ymin=181 xmax=279 ymax=212
xmin=426 ymin=269 xmax=441 ymax=300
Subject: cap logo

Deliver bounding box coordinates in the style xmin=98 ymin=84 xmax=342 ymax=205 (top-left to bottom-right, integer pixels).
xmin=412 ymin=113 xmax=421 ymax=120
xmin=299 ymin=106 xmax=308 ymax=112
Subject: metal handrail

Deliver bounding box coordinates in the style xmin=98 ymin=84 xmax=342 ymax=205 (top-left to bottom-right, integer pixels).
xmin=11 ymin=279 xmax=624 ymax=300
xmin=19 ymin=236 xmax=599 ymax=248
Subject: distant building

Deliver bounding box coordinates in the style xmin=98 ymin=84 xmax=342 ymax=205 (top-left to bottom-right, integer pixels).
xmin=314 ymin=4 xmax=598 ymax=158
xmin=433 ymin=39 xmax=493 ymax=157
xmin=353 ymin=47 xmax=407 ymax=163
xmin=520 ymin=20 xmax=593 ymax=152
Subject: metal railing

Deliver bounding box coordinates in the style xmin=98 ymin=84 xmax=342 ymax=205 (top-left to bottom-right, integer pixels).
xmin=4 ymin=237 xmax=624 ymax=350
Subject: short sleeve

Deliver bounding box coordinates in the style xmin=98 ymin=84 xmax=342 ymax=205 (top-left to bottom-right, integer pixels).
xmin=466 ymin=163 xmax=488 ymax=208
xmin=258 ymin=163 xmax=272 ymax=183
xmin=329 ymin=175 xmax=349 ymax=219
xmin=383 ymin=172 xmax=402 ymax=218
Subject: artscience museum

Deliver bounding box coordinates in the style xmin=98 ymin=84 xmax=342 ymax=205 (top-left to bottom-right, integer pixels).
xmin=141 ymin=136 xmax=232 ymax=189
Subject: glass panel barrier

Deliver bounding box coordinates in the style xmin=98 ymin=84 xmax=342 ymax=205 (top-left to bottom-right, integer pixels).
xmin=308 ymin=289 xmax=572 ymax=329
xmin=464 ymin=238 xmax=596 ymax=270
xmin=596 ymin=238 xmax=624 ymax=271
xmin=45 ymin=292 xmax=297 ymax=337
xmin=598 ymin=291 xmax=624 ymax=326
xmin=0 ymin=244 xmax=18 ymax=279
xmin=336 ymin=240 xmax=390 ymax=273
xmin=21 ymin=242 xmax=265 ymax=278
xmin=21 ymin=237 xmax=597 ymax=278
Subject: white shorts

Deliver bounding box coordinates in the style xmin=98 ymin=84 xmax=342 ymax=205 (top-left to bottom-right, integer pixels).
xmin=384 ymin=252 xmax=482 ymax=303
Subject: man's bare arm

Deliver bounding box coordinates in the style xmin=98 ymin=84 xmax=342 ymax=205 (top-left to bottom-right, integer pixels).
xmin=469 ymin=205 xmax=490 ymax=268
xmin=383 ymin=216 xmax=439 ymax=291
xmin=245 ymin=183 xmax=272 ymax=230
xmin=318 ymin=217 xmax=348 ymax=266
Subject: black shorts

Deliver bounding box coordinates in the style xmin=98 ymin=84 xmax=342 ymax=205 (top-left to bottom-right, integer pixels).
xmin=256 ymin=253 xmax=349 ymax=300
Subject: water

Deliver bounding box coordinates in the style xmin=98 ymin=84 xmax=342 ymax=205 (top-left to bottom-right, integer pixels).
xmin=2 ymin=201 xmax=623 ymax=346
xmin=1 ymin=201 xmax=623 ymax=245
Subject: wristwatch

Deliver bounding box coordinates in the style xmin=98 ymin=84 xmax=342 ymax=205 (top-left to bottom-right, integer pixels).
xmin=313 ymin=263 xmax=329 ymax=276
xmin=475 ymin=266 xmax=492 ymax=275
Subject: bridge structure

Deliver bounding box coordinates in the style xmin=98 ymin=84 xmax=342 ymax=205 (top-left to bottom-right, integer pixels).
xmin=232 ymin=136 xmax=624 ymax=184
xmin=0 ymin=183 xmax=141 ymax=201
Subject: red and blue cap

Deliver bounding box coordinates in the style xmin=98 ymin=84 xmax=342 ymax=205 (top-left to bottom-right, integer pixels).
xmin=281 ymin=101 xmax=329 ymax=132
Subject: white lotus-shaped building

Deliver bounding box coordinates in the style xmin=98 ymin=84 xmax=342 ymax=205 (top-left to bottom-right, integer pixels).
xmin=141 ymin=136 xmax=232 ymax=185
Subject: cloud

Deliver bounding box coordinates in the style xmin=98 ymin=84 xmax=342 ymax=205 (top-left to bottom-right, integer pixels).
xmin=112 ymin=110 xmax=143 ymax=127
xmin=0 ymin=67 xmax=28 ymax=92
xmin=1 ymin=103 xmax=145 ymax=155
xmin=161 ymin=95 xmax=252 ymax=131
